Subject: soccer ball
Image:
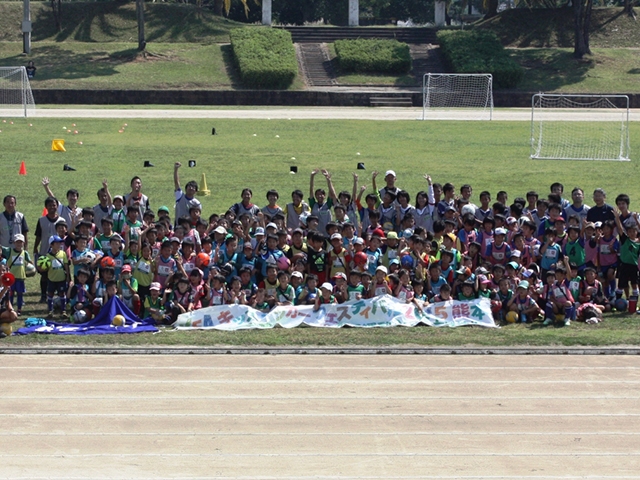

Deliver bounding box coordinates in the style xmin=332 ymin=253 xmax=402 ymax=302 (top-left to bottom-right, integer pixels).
xmin=490 ymin=300 xmax=502 ymax=314
xmin=400 ymin=255 xmax=414 ymax=269
xmin=73 ymin=310 xmax=88 ymax=323
xmin=615 ymin=298 xmax=628 ymax=312
xmin=276 ymin=255 xmax=291 ymax=271
xmin=354 ymin=252 xmax=368 ymax=267
xmin=112 ymin=314 xmax=125 ymax=326
xmin=100 ymin=256 xmax=116 ymax=269
xmin=505 ymin=311 xmax=519 ymax=324
xmin=196 ymin=252 xmax=210 ymax=267
xmin=25 ymin=262 xmax=37 ymax=277
xmin=37 ymin=256 xmax=51 ymax=271
xmin=0 ymin=323 xmax=12 ymax=336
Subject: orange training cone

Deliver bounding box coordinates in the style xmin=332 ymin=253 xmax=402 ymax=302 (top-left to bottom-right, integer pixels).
xmin=18 ymin=161 xmax=26 ymax=176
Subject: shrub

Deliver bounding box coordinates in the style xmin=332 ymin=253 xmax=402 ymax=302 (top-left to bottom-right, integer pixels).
xmin=437 ymin=30 xmax=524 ymax=89
xmin=230 ymin=28 xmax=298 ymax=89
xmin=334 ymin=39 xmax=412 ymax=74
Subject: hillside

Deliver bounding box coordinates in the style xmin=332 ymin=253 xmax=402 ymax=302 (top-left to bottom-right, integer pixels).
xmin=0 ymin=1 xmax=242 ymax=43
xmin=476 ymin=7 xmax=640 ymax=48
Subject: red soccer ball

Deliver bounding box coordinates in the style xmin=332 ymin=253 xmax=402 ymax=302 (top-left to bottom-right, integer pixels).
xmin=354 ymin=252 xmax=368 ymax=267
xmin=100 ymin=256 xmax=116 ymax=269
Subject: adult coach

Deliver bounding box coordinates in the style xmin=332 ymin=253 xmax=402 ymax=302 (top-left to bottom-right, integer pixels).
xmin=0 ymin=195 xmax=28 ymax=250
xmin=173 ymin=162 xmax=201 ymax=225
xmin=586 ymin=188 xmax=614 ymax=223
xmin=125 ymin=176 xmax=150 ymax=220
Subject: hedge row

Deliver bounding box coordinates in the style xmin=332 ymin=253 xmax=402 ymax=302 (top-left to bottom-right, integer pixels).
xmin=230 ymin=28 xmax=298 ymax=89
xmin=436 ymin=30 xmax=524 ymax=89
xmin=334 ymin=39 xmax=412 ymax=74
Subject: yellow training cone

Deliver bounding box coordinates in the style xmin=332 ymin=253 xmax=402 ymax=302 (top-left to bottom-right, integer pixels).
xmin=197 ymin=172 xmax=210 ymax=197
xmin=51 ymin=139 xmax=66 ymax=152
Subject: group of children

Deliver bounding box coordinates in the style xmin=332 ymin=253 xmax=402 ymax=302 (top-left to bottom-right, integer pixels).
xmin=6 ymin=166 xmax=636 ymax=328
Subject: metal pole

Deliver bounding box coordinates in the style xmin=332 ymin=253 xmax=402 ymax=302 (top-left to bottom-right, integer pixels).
xmin=22 ymin=0 xmax=31 ymax=54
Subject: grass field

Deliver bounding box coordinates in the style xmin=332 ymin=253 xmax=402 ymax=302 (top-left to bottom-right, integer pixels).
xmin=1 ymin=115 xmax=640 ymax=346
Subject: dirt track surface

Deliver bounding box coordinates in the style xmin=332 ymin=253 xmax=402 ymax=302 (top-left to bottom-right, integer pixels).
xmin=28 ymin=107 xmax=640 ymax=121
xmin=3 ymin=354 xmax=639 ymax=478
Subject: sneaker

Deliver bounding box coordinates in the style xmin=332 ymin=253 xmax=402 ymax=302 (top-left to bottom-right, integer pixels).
xmin=60 ymin=311 xmax=68 ymax=320
xmin=47 ymin=311 xmax=53 ymax=319
xmin=0 ymin=332 xmax=6 ymax=339
xmin=16 ymin=310 xmax=21 ymax=317
xmin=564 ymin=318 xmax=571 ymax=326
xmin=586 ymin=318 xmax=598 ymax=324
xmin=543 ymin=318 xmax=554 ymax=326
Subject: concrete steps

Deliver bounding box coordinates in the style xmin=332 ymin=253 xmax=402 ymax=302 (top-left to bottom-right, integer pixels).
xmin=297 ymin=43 xmax=337 ymax=87
xmin=279 ymin=26 xmax=438 ymax=44
xmin=369 ymin=95 xmax=414 ymax=107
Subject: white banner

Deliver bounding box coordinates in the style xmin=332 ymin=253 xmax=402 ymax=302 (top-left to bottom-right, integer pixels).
xmin=174 ymin=295 xmax=497 ymax=330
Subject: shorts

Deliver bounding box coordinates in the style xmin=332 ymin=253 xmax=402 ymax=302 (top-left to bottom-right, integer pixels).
xmin=600 ymin=264 xmax=617 ymax=277
xmin=11 ymin=279 xmax=25 ymax=294
xmin=617 ymin=262 xmax=639 ymax=289
xmin=137 ymin=285 xmax=150 ymax=301
xmin=47 ymin=280 xmax=67 ymax=297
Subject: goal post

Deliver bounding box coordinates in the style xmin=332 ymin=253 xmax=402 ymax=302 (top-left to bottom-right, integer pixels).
xmin=421 ymin=73 xmax=493 ymax=120
xmin=0 ymin=67 xmax=36 ymax=118
xmin=530 ymin=93 xmax=630 ymax=162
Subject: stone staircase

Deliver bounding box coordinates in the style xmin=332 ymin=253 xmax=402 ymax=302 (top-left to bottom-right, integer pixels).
xmin=409 ymin=44 xmax=446 ymax=81
xmin=369 ymin=95 xmax=414 ymax=107
xmin=279 ymin=26 xmax=438 ymax=44
xmin=297 ymin=43 xmax=337 ymax=87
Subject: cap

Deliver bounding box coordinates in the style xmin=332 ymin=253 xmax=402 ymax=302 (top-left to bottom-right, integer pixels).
xmin=478 ymin=274 xmax=491 ymax=285
xmin=291 ymin=271 xmax=304 ymax=279
xmin=386 ymin=231 xmax=398 ymax=240
xmin=320 ymin=282 xmax=333 ymax=291
xmin=243 ymin=242 xmax=253 ymax=249
xmin=292 ymin=228 xmax=304 ymax=235
xmin=213 ymin=226 xmax=227 ymax=235
xmin=507 ymin=261 xmax=520 ymax=270
xmin=476 ymin=266 xmax=489 ymax=275
xmin=494 ymin=227 xmax=507 ymax=235
xmin=330 ymin=233 xmax=343 ymax=241
xmin=385 ymin=170 xmax=396 ymax=178
xmin=48 ymin=235 xmax=63 ymax=245
xmin=354 ymin=237 xmax=364 ymax=245
xmin=445 ymin=205 xmax=457 ymax=213
xmin=158 ymin=206 xmax=170 ymax=214
xmin=121 ymin=265 xmax=132 ymax=273
xmin=110 ymin=233 xmax=123 ymax=242
xmin=510 ymin=249 xmax=522 ymax=258
xmin=390 ymin=258 xmax=400 ymax=265
xmin=113 ymin=195 xmax=124 ymax=202
xmin=189 ymin=268 xmax=203 ymax=277
xmin=584 ymin=222 xmax=596 ymax=230
xmin=506 ymin=216 xmax=517 ymax=225
xmin=445 ymin=232 xmax=457 ymax=242
xmin=332 ymin=272 xmax=347 ymax=280
xmin=254 ymin=227 xmax=265 ymax=236
xmin=149 ymin=282 xmax=161 ymax=291
xmin=371 ymin=228 xmax=386 ymax=239
xmin=170 ymin=237 xmax=181 ymax=243
xmin=522 ymin=269 xmax=534 ymax=278
xmin=376 ymin=265 xmax=388 ymax=274
xmin=13 ymin=234 xmax=24 ymax=243
xmin=553 ymin=216 xmax=566 ymax=223
xmin=456 ymin=266 xmax=471 ymax=276
xmin=517 ymin=280 xmax=530 ymax=290
xmin=594 ymin=221 xmax=603 ymax=228
xmin=266 ymin=222 xmax=277 ymax=230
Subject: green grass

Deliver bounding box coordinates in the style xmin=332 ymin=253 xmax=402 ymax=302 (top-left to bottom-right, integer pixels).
xmin=0 ymin=42 xmax=236 ymax=90
xmin=1 ymin=116 xmax=640 ymax=346
xmin=512 ymin=47 xmax=640 ymax=93
xmin=0 ymin=1 xmax=241 ymax=43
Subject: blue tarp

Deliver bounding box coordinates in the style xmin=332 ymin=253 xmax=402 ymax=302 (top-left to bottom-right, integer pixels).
xmin=15 ymin=297 xmax=158 ymax=335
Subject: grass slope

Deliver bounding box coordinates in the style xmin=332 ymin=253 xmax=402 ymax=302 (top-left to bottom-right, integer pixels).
xmin=0 ymin=1 xmax=241 ymax=43
xmin=1 ymin=117 xmax=640 ymax=346
xmin=477 ymin=7 xmax=640 ymax=49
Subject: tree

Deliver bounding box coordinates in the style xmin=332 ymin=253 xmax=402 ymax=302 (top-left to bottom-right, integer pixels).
xmin=137 ymin=0 xmax=146 ymax=52
xmin=50 ymin=0 xmax=62 ymax=32
xmin=483 ymin=0 xmax=498 ymax=19
xmin=574 ymin=0 xmax=593 ymax=59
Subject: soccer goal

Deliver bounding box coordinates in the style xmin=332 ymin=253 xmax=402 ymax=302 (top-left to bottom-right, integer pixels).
xmin=0 ymin=67 xmax=36 ymax=118
xmin=421 ymin=73 xmax=493 ymax=120
xmin=530 ymin=94 xmax=630 ymax=161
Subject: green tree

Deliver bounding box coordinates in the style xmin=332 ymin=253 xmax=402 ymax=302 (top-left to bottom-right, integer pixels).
xmin=574 ymin=0 xmax=593 ymax=58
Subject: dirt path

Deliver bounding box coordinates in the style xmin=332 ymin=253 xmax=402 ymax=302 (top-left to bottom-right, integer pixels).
xmin=2 ymin=354 xmax=639 ymax=478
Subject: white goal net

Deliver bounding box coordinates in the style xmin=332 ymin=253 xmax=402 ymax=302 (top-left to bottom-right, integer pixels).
xmin=0 ymin=67 xmax=36 ymax=118
xmin=422 ymin=73 xmax=493 ymax=120
xmin=530 ymin=94 xmax=630 ymax=161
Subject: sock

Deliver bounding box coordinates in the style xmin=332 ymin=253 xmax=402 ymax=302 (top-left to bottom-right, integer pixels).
xmin=615 ymin=289 xmax=623 ymax=300
xmin=133 ymin=298 xmax=141 ymax=316
xmin=564 ymin=305 xmax=573 ymax=319
xmin=59 ymin=297 xmax=66 ymax=313
xmin=16 ymin=293 xmax=23 ymax=311
xmin=545 ymin=302 xmax=554 ymax=319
